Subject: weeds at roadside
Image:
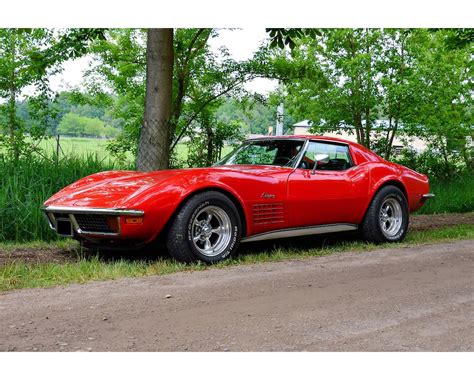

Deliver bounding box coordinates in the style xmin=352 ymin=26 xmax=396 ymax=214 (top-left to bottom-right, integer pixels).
xmin=1 ymin=224 xmax=473 ymax=292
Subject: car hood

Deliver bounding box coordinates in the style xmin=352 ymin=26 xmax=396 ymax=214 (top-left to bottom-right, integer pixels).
xmin=44 ymin=169 xmax=184 ymax=209
xmin=44 ymin=165 xmax=291 ymax=209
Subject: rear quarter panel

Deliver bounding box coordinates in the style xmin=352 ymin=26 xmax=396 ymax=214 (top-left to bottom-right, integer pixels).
xmin=349 ymin=143 xmax=430 ymax=218
xmin=363 ymin=162 xmax=430 ymax=217
xmin=399 ymin=167 xmax=430 ymax=212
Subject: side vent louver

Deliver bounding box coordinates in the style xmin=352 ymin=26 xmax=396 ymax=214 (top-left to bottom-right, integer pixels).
xmin=253 ymin=203 xmax=285 ymax=225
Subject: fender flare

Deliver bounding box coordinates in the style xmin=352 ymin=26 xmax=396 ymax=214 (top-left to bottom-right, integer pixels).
xmin=152 ymin=182 xmax=249 ymax=242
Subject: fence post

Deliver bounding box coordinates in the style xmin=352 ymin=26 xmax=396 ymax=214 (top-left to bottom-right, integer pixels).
xmin=56 ymin=134 xmax=60 ymax=165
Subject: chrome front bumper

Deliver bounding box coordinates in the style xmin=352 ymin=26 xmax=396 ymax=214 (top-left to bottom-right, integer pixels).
xmin=42 ymin=206 xmax=144 ymax=237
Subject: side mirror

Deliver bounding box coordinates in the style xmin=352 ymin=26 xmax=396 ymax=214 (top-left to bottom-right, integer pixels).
xmin=311 ymin=154 xmax=330 ymax=174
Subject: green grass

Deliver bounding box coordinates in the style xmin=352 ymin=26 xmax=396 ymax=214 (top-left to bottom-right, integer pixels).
xmin=0 ymin=239 xmax=77 ymax=252
xmin=417 ymin=175 xmax=474 ymax=214
xmin=38 ymin=137 xmax=124 ymax=162
xmin=0 ymin=155 xmax=127 ymax=242
xmin=36 ymin=137 xmax=192 ymax=164
xmin=1 ymin=224 xmax=473 ymax=292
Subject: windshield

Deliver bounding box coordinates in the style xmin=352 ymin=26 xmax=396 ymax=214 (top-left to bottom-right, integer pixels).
xmin=216 ymin=139 xmax=305 ymax=167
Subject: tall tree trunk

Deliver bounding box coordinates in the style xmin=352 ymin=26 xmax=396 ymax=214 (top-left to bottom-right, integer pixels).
xmin=439 ymin=136 xmax=450 ymax=175
xmin=386 ymin=117 xmax=399 ymax=160
xmin=7 ymin=31 xmax=19 ymax=160
xmin=8 ymin=85 xmax=18 ymax=160
xmin=206 ymin=124 xmax=214 ymax=166
xmin=385 ymin=35 xmax=405 ymax=161
xmin=354 ymin=113 xmax=364 ymax=146
xmin=137 ymin=29 xmax=174 ymax=171
xmin=364 ymin=108 xmax=371 ymax=150
xmin=364 ymin=29 xmax=372 ymax=150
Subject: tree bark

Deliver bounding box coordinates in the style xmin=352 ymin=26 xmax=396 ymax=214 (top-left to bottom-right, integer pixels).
xmin=385 ymin=117 xmax=393 ymax=160
xmin=8 ymin=83 xmax=18 ymax=159
xmin=386 ymin=117 xmax=399 ymax=160
xmin=7 ymin=32 xmax=19 ymax=160
xmin=206 ymin=124 xmax=214 ymax=166
xmin=354 ymin=113 xmax=364 ymax=146
xmin=136 ymin=29 xmax=174 ymax=171
xmin=385 ymin=35 xmax=405 ymax=160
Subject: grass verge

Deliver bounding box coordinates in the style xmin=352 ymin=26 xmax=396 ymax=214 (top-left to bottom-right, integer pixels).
xmin=1 ymin=224 xmax=473 ymax=292
xmin=0 ymin=239 xmax=77 ymax=252
xmin=417 ymin=174 xmax=474 ymax=214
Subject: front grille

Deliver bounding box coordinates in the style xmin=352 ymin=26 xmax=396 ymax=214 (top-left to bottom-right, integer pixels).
xmin=73 ymin=214 xmax=115 ymax=233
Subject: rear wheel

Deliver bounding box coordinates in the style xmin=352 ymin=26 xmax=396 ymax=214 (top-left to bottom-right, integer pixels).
xmin=166 ymin=191 xmax=241 ymax=263
xmin=361 ymin=185 xmax=409 ymax=243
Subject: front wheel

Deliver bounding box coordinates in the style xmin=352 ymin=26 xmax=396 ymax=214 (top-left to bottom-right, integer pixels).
xmin=166 ymin=191 xmax=241 ymax=263
xmin=361 ymin=185 xmax=409 ymax=243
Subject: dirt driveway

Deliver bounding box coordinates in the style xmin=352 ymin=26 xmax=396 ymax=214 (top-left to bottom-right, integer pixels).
xmin=1 ymin=239 xmax=473 ymax=351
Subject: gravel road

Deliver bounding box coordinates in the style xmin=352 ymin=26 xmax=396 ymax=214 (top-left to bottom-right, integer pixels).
xmin=1 ymin=240 xmax=473 ymax=351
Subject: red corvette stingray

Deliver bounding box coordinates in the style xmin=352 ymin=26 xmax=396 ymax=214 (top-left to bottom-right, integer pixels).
xmin=43 ymin=136 xmax=434 ymax=263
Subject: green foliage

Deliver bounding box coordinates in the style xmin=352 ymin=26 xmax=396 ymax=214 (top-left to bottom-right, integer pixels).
xmin=271 ymin=29 xmax=473 ymax=165
xmin=394 ymin=148 xmax=466 ymax=180
xmin=83 ymin=29 xmax=265 ymax=164
xmin=84 ymin=29 xmax=146 ymax=157
xmin=394 ymin=147 xmax=473 ymax=214
xmin=400 ymin=30 xmax=473 ymax=169
xmin=26 ymin=28 xmax=106 ymax=79
xmin=0 ymin=29 xmax=60 ymax=158
xmin=439 ymin=28 xmax=474 ymax=49
xmin=187 ymin=109 xmax=244 ymax=167
xmin=57 ymin=112 xmax=119 ymax=138
xmin=13 ymin=91 xmax=124 ymax=141
xmin=215 ymin=98 xmax=274 ymax=135
xmin=273 ymin=29 xmax=394 ymax=149
xmin=266 ymin=28 xmax=321 ymax=50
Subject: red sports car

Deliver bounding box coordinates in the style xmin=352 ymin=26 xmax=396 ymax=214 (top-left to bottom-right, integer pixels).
xmin=43 ymin=136 xmax=434 ymax=263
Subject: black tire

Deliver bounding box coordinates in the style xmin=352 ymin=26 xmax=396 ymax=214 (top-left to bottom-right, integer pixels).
xmin=361 ymin=185 xmax=409 ymax=244
xmin=166 ymin=191 xmax=242 ymax=263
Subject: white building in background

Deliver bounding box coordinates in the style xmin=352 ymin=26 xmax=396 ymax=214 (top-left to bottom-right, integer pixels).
xmin=292 ymin=120 xmax=428 ymax=154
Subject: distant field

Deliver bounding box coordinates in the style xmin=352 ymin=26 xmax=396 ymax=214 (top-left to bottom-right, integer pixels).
xmin=33 ymin=137 xmax=191 ymax=165
xmin=35 ymin=137 xmax=233 ymax=166
xmin=38 ymin=137 xmax=124 ymax=161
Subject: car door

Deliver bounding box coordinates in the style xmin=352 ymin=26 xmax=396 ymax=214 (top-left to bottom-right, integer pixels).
xmin=287 ymin=140 xmax=369 ymax=227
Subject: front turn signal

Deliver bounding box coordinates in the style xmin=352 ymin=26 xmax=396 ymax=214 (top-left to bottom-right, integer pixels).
xmin=125 ymin=217 xmax=144 ymax=224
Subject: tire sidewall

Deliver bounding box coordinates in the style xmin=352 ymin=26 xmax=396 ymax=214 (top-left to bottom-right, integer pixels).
xmin=184 ymin=196 xmax=240 ymax=263
xmin=376 ymin=190 xmax=408 ymax=242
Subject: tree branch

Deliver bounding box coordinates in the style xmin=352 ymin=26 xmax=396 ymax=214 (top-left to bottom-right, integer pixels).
xmin=170 ymin=74 xmax=258 ymax=151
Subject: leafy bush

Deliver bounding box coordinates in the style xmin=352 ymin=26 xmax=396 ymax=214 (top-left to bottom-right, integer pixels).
xmin=187 ymin=119 xmax=244 ymax=168
xmin=394 ymin=148 xmax=473 ymax=214
xmin=394 ymin=148 xmax=468 ymax=180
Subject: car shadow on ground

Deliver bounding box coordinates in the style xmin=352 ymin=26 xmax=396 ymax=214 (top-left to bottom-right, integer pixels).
xmin=81 ymin=231 xmax=362 ymax=264
xmin=240 ymin=231 xmax=360 ymax=254
xmin=3 ymin=214 xmax=470 ymax=266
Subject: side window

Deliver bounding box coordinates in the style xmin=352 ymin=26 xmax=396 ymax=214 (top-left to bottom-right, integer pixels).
xmin=299 ymin=141 xmax=353 ymax=171
xmin=233 ymin=144 xmax=277 ymax=165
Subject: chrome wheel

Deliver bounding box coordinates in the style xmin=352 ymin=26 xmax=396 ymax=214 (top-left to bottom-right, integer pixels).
xmin=379 ymin=197 xmax=403 ymax=237
xmin=191 ymin=205 xmax=232 ymax=257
